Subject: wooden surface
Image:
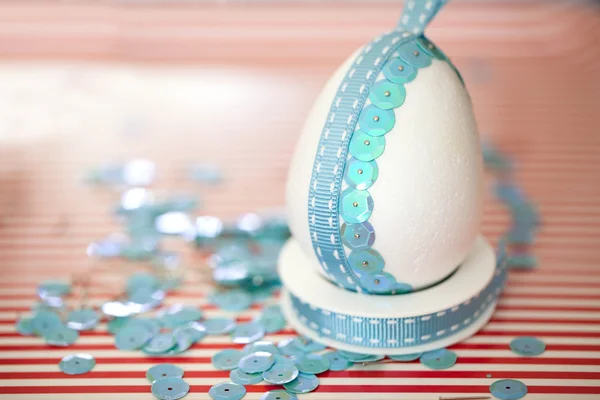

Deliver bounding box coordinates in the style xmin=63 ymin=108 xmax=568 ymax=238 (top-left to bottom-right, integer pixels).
xmin=0 ymin=1 xmax=599 ymax=399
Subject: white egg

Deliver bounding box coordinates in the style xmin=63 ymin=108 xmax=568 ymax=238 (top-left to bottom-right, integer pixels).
xmin=286 ymin=46 xmax=483 ymax=291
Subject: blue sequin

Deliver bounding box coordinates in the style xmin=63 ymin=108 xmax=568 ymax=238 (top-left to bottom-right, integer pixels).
xmin=387 ymin=353 xmax=422 ymax=362
xmin=510 ymin=336 xmax=546 ymax=357
xmin=244 ymin=341 xmax=280 ymax=356
xmin=31 ymin=310 xmax=63 ymax=336
xmin=490 ymin=379 xmax=528 ymax=400
xmin=262 ymin=363 xmax=299 ymax=384
xmin=341 ymin=222 xmax=375 ymax=251
xmin=260 ymin=391 xmax=298 ymax=400
xmin=344 ymin=158 xmax=378 ymax=190
xmin=419 ymin=349 xmax=457 ymax=370
xmin=143 ymin=333 xmax=176 ymax=355
xmin=238 ymin=351 xmax=275 ymax=373
xmin=209 ymin=382 xmax=246 ymax=400
xmin=358 ymin=272 xmax=396 ymax=294
xmin=202 ymin=317 xmax=236 ymax=335
xmin=295 ymin=353 xmax=330 ymax=374
xmin=231 ymin=322 xmax=265 ymax=344
xmin=369 ymin=80 xmax=406 ymax=110
xmin=211 ymin=290 xmax=253 ymax=312
xmin=59 ymin=354 xmax=95 ymax=375
xmin=66 ymin=308 xmax=100 ymax=331
xmin=382 ymin=58 xmax=418 ymax=84
xmin=339 ymin=189 xmax=374 ymax=224
xmin=416 ymin=36 xmax=445 ymax=60
xmin=358 ymin=105 xmax=395 ymax=137
xmin=324 ymin=351 xmax=353 ymax=371
xmin=397 ymin=41 xmax=433 ymax=68
xmin=348 ymin=249 xmax=385 ymax=275
xmin=115 ymin=325 xmax=153 ymax=350
xmin=16 ymin=318 xmax=34 ymax=336
xmin=230 ymin=368 xmax=264 ymax=385
xmin=146 ymin=364 xmax=184 ymax=383
xmin=151 ymin=377 xmax=190 ymax=400
xmin=45 ymin=325 xmax=79 ymax=347
xmin=212 ymin=349 xmax=245 ymax=371
xmin=283 ymin=373 xmax=319 ymax=394
xmin=349 ymin=130 xmax=386 ymax=162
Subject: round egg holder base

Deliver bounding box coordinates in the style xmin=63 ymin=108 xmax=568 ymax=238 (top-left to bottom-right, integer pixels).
xmin=279 ymin=235 xmax=499 ymax=355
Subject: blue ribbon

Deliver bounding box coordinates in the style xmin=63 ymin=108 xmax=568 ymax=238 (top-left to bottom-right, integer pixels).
xmin=289 ymin=244 xmax=507 ymax=349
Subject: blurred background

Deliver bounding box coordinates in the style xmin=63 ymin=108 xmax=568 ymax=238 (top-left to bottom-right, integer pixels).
xmin=0 ymin=0 xmax=598 ymax=267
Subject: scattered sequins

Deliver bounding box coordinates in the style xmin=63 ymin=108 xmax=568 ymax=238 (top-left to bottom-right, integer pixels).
xmin=490 ymin=379 xmax=528 ymax=400
xmin=324 ymin=351 xmax=354 ymax=371
xmin=59 ymin=354 xmax=95 ymax=375
xmin=230 ymin=368 xmax=264 ymax=385
xmin=209 ymin=382 xmax=246 ymax=400
xmin=295 ymin=353 xmax=330 ymax=374
xmin=202 ymin=318 xmax=236 ymax=335
xmin=238 ymin=351 xmax=275 ymax=373
xmin=263 ymin=363 xmax=299 ymax=384
xmin=231 ymin=322 xmax=265 ymax=344
xmin=283 ymin=372 xmax=319 ymax=394
xmin=212 ymin=349 xmax=245 ymax=371
xmin=260 ymin=391 xmax=298 ymax=400
xmin=151 ymin=377 xmax=190 ymax=400
xmin=146 ymin=364 xmax=184 ymax=383
xmin=419 ymin=349 xmax=457 ymax=370
xmin=510 ymin=336 xmax=546 ymax=357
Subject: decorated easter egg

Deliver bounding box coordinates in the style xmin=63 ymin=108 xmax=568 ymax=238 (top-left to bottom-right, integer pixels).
xmin=286 ymin=1 xmax=482 ymax=294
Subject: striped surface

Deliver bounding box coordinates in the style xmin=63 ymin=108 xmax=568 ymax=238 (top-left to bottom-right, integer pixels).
xmin=0 ymin=1 xmax=599 ymax=399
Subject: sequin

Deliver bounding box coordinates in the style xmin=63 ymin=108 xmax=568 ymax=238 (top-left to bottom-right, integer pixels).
xmin=143 ymin=333 xmax=176 ymax=355
xmin=349 ymin=130 xmax=386 ymax=162
xmin=59 ymin=354 xmax=95 ymax=375
xmin=208 ymin=382 xmax=246 ymax=400
xmin=123 ymin=158 xmax=155 ymax=186
xmin=211 ymin=290 xmax=253 ymax=312
xmin=151 ymin=377 xmax=190 ymax=400
xmin=510 ymin=336 xmax=546 ymax=357
xmin=341 ymin=222 xmax=375 ymax=251
xmin=338 ymin=350 xmax=378 ymax=362
xmin=283 ymin=373 xmax=319 ymax=394
xmin=278 ymin=338 xmax=305 ymax=358
xmin=324 ymin=351 xmax=353 ymax=371
xmin=128 ymin=287 xmax=165 ymax=313
xmin=295 ymin=353 xmax=330 ymax=374
xmin=102 ymin=300 xmax=137 ymax=318
xmin=273 ymin=354 xmax=296 ymax=367
xmin=115 ymin=325 xmax=153 ymax=350
xmin=349 ymin=354 xmax=384 ymax=363
xmin=146 ymin=364 xmax=184 ymax=383
xmin=263 ymin=363 xmax=299 ymax=384
xmin=388 ymin=353 xmax=422 ymax=362
xmin=294 ymin=337 xmax=326 ymax=353
xmin=393 ymin=282 xmax=413 ymax=294
xmin=260 ymin=391 xmax=298 ymax=400
xmin=416 ymin=36 xmax=445 ymax=60
xmin=126 ymin=272 xmax=158 ymax=294
xmin=230 ymin=368 xmax=264 ymax=385
xmin=254 ymin=311 xmax=286 ymax=334
xmin=212 ymin=349 xmax=245 ymax=371
xmin=238 ymin=351 xmax=275 ymax=373
xmin=157 ymin=304 xmax=203 ymax=328
xmin=348 ymin=249 xmax=385 ymax=275
xmin=155 ymin=212 xmax=193 ymax=236
xmin=130 ymin=318 xmax=162 ymax=336
xmin=31 ymin=310 xmax=63 ymax=336
xmin=419 ymin=349 xmax=457 ymax=370
xmin=202 ymin=317 xmax=236 ymax=335
xmin=339 ymin=189 xmax=374 ymax=224
xmin=489 ymin=379 xmax=528 ymax=400
xmin=397 ymin=41 xmax=433 ymax=68
xmin=244 ymin=341 xmax=280 ymax=356
xmin=344 ymin=158 xmax=379 ymax=191
xmin=16 ymin=318 xmax=35 ymax=336
xmin=369 ymin=80 xmax=406 ymax=110
xmin=173 ymin=321 xmax=207 ymax=343
xmin=359 ymin=272 xmax=396 ymax=294
xmin=382 ymin=58 xmax=417 ymax=84
xmin=358 ymin=105 xmax=395 ymax=137
xmin=231 ymin=322 xmax=265 ymax=344
xmin=45 ymin=325 xmax=78 ymax=346
xmin=66 ymin=308 xmax=100 ymax=331
xmin=37 ymin=280 xmax=71 ymax=300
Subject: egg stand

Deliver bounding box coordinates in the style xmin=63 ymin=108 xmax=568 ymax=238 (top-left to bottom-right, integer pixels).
xmin=278 ymin=0 xmax=507 ymax=355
